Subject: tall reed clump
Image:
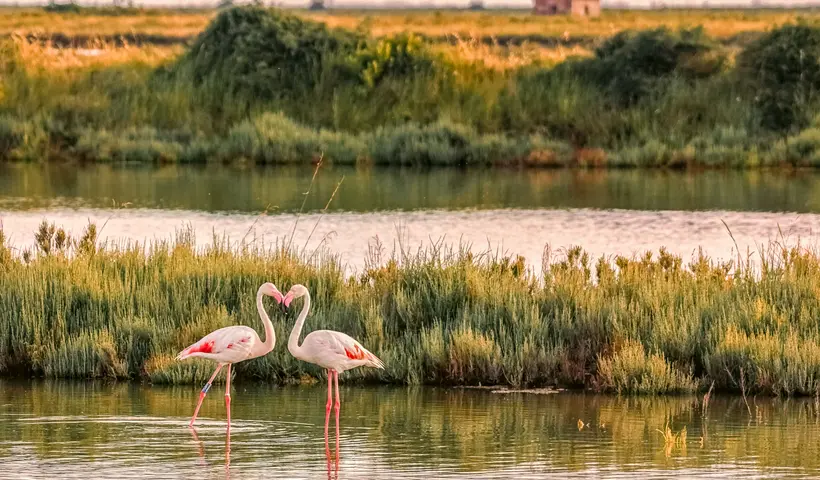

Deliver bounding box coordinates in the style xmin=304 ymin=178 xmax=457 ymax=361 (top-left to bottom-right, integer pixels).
xmin=597 ymin=340 xmax=697 ymax=394
xmin=4 ymin=221 xmax=820 ymax=396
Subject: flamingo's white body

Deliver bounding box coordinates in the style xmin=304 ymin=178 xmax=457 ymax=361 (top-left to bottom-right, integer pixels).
xmin=176 ymin=282 xmax=283 ymax=430
xmin=283 ymin=284 xmax=384 ymax=458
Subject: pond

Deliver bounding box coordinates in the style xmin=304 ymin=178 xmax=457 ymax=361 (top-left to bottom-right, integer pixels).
xmin=1 ymin=164 xmax=819 ymax=272
xmin=1 ymin=380 xmax=818 ymax=479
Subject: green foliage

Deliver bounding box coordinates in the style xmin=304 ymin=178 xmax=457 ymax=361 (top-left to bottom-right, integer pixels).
xmin=2 ymin=7 xmax=818 ymax=167
xmin=220 ymin=112 xmax=365 ymax=164
xmin=177 ymin=6 xmax=360 ymax=101
xmin=1 ymin=221 xmax=820 ymax=395
xmin=345 ymin=33 xmax=439 ymax=89
xmin=43 ymin=1 xmax=82 ymax=14
xmin=597 ymin=340 xmax=697 ymax=395
xmin=577 ymin=27 xmax=724 ymax=107
xmin=739 ymin=24 xmax=820 ymax=136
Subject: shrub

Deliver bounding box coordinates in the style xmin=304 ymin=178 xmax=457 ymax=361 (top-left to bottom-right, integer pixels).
xmin=37 ymin=330 xmax=127 ymax=379
xmin=343 ymin=33 xmax=439 ymax=89
xmin=0 ymin=116 xmax=48 ymax=161
xmin=368 ymin=121 xmax=541 ymax=167
xmin=738 ymin=24 xmax=820 ymax=136
xmin=221 ymin=112 xmax=365 ymax=164
xmin=73 ymin=127 xmax=191 ymax=163
xmin=577 ymin=27 xmax=724 ymax=107
xmin=177 ymin=6 xmax=360 ymax=101
xmin=597 ymin=340 xmax=698 ymax=395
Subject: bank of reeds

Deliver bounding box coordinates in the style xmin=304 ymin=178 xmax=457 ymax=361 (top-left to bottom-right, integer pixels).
xmin=4 ymin=7 xmax=820 ymax=167
xmin=3 ymin=220 xmax=820 ymax=396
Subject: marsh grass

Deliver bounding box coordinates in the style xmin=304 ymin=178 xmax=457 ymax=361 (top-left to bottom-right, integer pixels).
xmin=2 ymin=217 xmax=820 ymax=395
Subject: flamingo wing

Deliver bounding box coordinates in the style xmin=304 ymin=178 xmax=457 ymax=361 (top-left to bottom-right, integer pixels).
xmin=303 ymin=330 xmax=385 ymax=370
xmin=176 ymin=326 xmax=259 ymax=363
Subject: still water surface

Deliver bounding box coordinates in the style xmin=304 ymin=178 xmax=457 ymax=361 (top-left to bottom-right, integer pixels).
xmin=2 ymin=165 xmax=820 ymax=271
xmin=1 ymin=381 xmax=818 ymax=479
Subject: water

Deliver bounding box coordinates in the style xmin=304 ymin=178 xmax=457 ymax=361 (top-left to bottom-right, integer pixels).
xmin=2 ymin=164 xmax=820 ymax=272
xmin=1 ymin=380 xmax=819 ymax=479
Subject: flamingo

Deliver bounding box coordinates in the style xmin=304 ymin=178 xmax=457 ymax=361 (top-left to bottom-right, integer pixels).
xmin=176 ymin=282 xmax=284 ymax=431
xmin=282 ymin=284 xmax=385 ymax=459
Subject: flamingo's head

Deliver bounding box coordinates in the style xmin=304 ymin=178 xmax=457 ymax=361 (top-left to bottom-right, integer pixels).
xmin=281 ymin=284 xmax=309 ymax=312
xmin=260 ymin=282 xmax=284 ymax=307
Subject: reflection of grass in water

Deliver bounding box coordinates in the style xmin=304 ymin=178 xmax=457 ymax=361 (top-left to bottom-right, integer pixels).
xmin=5 ymin=384 xmax=820 ymax=474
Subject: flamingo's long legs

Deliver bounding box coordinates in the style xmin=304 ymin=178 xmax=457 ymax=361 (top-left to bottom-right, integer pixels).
xmin=334 ymin=369 xmax=341 ymax=462
xmin=225 ymin=420 xmax=232 ymax=476
xmin=189 ymin=363 xmax=224 ymax=427
xmin=225 ymin=363 xmax=232 ymax=434
xmin=325 ymin=368 xmax=332 ymax=456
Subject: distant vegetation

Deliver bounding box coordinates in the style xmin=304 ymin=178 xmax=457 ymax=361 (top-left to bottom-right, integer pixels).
xmin=4 ymin=220 xmax=820 ymax=396
xmin=4 ymin=7 xmax=820 ymax=166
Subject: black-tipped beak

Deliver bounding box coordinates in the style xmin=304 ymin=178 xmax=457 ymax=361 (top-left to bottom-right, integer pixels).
xmin=279 ymin=302 xmax=288 ymax=314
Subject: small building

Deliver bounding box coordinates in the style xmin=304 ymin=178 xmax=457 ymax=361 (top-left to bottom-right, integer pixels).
xmin=534 ymin=0 xmax=601 ymax=17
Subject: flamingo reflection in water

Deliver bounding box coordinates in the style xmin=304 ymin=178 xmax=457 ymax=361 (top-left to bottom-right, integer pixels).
xmin=189 ymin=425 xmax=232 ymax=478
xmin=282 ymin=284 xmax=385 ymax=461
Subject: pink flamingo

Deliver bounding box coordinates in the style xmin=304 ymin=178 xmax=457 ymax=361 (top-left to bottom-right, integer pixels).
xmin=176 ymin=282 xmax=284 ymax=431
xmin=282 ymin=284 xmax=385 ymax=458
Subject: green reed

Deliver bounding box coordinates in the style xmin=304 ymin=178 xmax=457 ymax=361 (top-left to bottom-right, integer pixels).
xmin=3 ymin=220 xmax=820 ymax=396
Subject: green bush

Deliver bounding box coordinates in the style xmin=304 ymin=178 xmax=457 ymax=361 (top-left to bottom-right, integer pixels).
xmin=738 ymin=24 xmax=820 ymax=136
xmin=221 ymin=112 xmax=365 ymax=164
xmin=597 ymin=340 xmax=698 ymax=395
xmin=0 ymin=116 xmax=48 ymax=162
xmin=370 ymin=121 xmax=483 ymax=167
xmin=577 ymin=27 xmax=724 ymax=107
xmin=343 ymin=33 xmax=440 ymax=89
xmin=177 ymin=6 xmax=360 ymax=101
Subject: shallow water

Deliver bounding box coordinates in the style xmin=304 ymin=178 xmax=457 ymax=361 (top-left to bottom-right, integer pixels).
xmin=2 ymin=165 xmax=820 ymax=272
xmin=1 ymin=380 xmax=819 ymax=479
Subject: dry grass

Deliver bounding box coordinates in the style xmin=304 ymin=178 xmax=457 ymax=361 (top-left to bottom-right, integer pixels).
xmin=0 ymin=8 xmax=212 ymax=38
xmin=309 ymin=9 xmax=820 ymax=40
xmin=12 ymin=38 xmax=182 ymax=71
xmin=1 ymin=8 xmax=818 ymax=41
xmin=437 ymin=34 xmax=592 ymax=70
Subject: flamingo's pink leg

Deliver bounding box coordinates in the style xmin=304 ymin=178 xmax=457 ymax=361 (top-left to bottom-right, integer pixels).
xmin=325 ymin=368 xmax=332 ymax=456
xmin=334 ymin=369 xmax=340 ymax=462
xmin=325 ymin=445 xmax=333 ymax=480
xmin=189 ymin=363 xmax=224 ymax=427
xmin=225 ymin=363 xmax=233 ymax=434
xmin=225 ymin=420 xmax=232 ymax=473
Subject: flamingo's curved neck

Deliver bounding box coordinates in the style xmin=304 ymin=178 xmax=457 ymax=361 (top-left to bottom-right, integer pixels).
xmin=255 ymin=286 xmax=276 ymax=356
xmin=287 ymin=289 xmax=311 ymax=360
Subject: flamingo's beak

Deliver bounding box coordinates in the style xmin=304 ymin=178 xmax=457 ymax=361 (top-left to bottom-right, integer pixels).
xmin=280 ymin=293 xmax=293 ymax=313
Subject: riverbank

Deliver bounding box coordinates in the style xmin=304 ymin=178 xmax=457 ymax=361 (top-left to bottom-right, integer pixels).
xmin=3 ymin=7 xmax=820 ymax=167
xmin=2 ymin=220 xmax=820 ymax=396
